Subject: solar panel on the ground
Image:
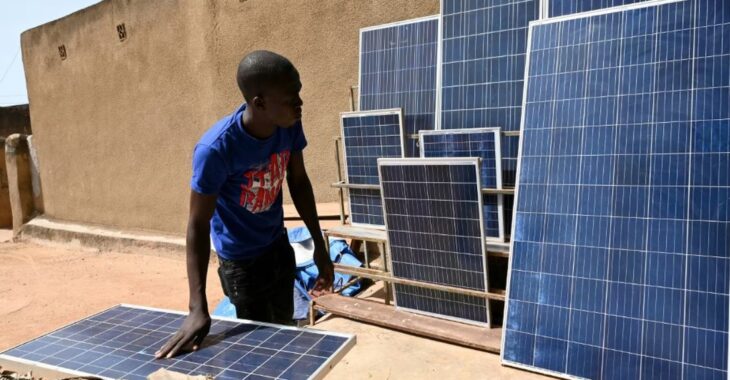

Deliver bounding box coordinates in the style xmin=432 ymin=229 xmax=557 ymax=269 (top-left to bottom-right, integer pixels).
xmin=503 ymin=1 xmax=730 ymax=379
xmin=549 ymin=0 xmax=651 ymax=17
xmin=360 ymin=16 xmax=439 ymax=158
xmin=379 ymin=158 xmax=490 ymax=325
xmin=341 ymin=109 xmax=404 ymax=227
xmin=0 ymin=305 xmax=354 ymax=380
xmin=419 ymin=128 xmax=505 ymax=241
xmin=439 ymin=0 xmax=541 ymax=189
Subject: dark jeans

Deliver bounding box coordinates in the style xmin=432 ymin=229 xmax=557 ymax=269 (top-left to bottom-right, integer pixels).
xmin=217 ymin=233 xmax=296 ymax=325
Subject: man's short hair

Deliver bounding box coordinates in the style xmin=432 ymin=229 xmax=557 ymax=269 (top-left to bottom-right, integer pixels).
xmin=236 ymin=50 xmax=298 ymax=102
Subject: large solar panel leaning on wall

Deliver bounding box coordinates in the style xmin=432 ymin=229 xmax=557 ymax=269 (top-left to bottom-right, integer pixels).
xmin=0 ymin=305 xmax=355 ymax=380
xmin=419 ymin=128 xmax=505 ymax=242
xmin=379 ymin=158 xmax=491 ymax=325
xmin=549 ymin=0 xmax=652 ymax=17
xmin=503 ymin=1 xmax=730 ymax=379
xmin=439 ymin=0 xmax=541 ymax=188
xmin=341 ymin=109 xmax=405 ymax=227
xmin=359 ymin=15 xmax=439 ymax=158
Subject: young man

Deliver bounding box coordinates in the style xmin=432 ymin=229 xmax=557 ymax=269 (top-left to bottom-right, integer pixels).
xmin=156 ymin=50 xmax=334 ymax=359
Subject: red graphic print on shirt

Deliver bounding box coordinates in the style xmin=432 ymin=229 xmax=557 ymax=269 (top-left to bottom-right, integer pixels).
xmin=240 ymin=150 xmax=290 ymax=213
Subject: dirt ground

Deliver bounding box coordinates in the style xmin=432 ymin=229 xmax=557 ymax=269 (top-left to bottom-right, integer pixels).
xmin=0 ymin=233 xmax=542 ymax=380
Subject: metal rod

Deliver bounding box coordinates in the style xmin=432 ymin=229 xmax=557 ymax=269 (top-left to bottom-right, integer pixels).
xmin=333 ymin=137 xmax=346 ymax=224
xmin=333 ymin=264 xmax=505 ymax=301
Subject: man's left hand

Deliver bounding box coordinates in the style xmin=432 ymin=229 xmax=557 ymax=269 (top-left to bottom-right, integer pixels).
xmin=311 ymin=243 xmax=334 ymax=297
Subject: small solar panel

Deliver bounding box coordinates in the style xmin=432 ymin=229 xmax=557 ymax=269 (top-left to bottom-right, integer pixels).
xmin=503 ymin=0 xmax=730 ymax=378
xmin=341 ymin=109 xmax=405 ymax=227
xmin=360 ymin=16 xmax=439 ymax=158
xmin=0 ymin=305 xmax=354 ymax=380
xmin=419 ymin=128 xmax=505 ymax=242
xmin=549 ymin=0 xmax=651 ymax=17
xmin=379 ymin=158 xmax=490 ymax=325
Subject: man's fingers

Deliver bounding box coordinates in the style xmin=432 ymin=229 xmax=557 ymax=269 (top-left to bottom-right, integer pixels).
xmin=167 ymin=334 xmax=193 ymax=358
xmin=155 ymin=333 xmax=181 ymax=359
xmin=192 ymin=333 xmax=206 ymax=351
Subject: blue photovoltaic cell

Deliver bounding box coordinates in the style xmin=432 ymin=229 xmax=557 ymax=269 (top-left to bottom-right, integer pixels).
xmin=440 ymin=0 xmax=540 ymax=186
xmin=341 ymin=111 xmax=403 ymax=226
xmin=0 ymin=305 xmax=353 ymax=380
xmin=549 ymin=0 xmax=651 ymax=17
xmin=380 ymin=159 xmax=490 ymax=324
xmin=360 ymin=17 xmax=438 ymax=158
xmin=420 ymin=129 xmax=504 ymax=240
xmin=504 ymin=1 xmax=730 ymax=379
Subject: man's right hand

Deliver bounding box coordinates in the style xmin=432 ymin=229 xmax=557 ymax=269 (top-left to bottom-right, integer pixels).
xmin=155 ymin=309 xmax=211 ymax=359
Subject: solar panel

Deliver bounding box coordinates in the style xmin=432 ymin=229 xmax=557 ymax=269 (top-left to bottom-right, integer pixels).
xmin=503 ymin=1 xmax=730 ymax=379
xmin=419 ymin=128 xmax=506 ymax=242
xmin=549 ymin=0 xmax=651 ymax=17
xmin=360 ymin=16 xmax=439 ymax=158
xmin=379 ymin=158 xmax=490 ymax=325
xmin=438 ymin=0 xmax=541 ymax=192
xmin=0 ymin=305 xmax=354 ymax=380
xmin=341 ymin=109 xmax=405 ymax=227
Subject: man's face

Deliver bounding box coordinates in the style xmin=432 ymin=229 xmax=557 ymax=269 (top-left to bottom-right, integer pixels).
xmin=261 ymin=73 xmax=303 ymax=128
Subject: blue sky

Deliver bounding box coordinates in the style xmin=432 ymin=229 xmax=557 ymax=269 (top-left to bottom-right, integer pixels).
xmin=0 ymin=1 xmax=100 ymax=106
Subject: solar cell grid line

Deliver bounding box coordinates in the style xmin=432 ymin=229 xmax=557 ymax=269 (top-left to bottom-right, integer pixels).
xmin=359 ymin=15 xmax=439 ymax=158
xmin=0 ymin=304 xmax=355 ymax=380
xmin=548 ymin=0 xmax=652 ymax=17
xmin=379 ymin=157 xmax=491 ymax=326
xmin=502 ymin=0 xmax=730 ymax=379
xmin=419 ymin=127 xmax=506 ymax=242
xmin=341 ymin=108 xmax=405 ymax=228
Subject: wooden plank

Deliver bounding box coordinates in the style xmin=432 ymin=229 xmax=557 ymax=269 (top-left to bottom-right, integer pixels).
xmin=502 ymin=130 xmax=521 ymax=137
xmin=330 ymin=181 xmax=380 ymax=190
xmin=481 ymin=187 xmax=515 ymax=195
xmin=311 ymin=295 xmax=503 ymax=354
xmin=488 ymin=250 xmax=510 ymax=259
xmin=325 ymin=225 xmax=388 ymax=242
xmin=333 ymin=264 xmax=505 ymax=301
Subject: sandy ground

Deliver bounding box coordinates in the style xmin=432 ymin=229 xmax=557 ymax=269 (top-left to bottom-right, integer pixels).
xmin=0 ymin=233 xmax=542 ymax=380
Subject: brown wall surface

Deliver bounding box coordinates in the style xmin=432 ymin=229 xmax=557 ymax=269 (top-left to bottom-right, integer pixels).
xmin=21 ymin=0 xmax=438 ymax=234
xmin=0 ymin=105 xmax=32 ymax=137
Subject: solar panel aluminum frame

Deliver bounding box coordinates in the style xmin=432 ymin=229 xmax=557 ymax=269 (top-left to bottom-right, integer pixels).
xmin=418 ymin=127 xmax=506 ymax=242
xmin=501 ymin=0 xmax=695 ymax=378
xmin=358 ymin=15 xmax=440 ymax=157
xmin=340 ymin=108 xmax=405 ymax=229
xmin=544 ymin=0 xmax=653 ymax=17
xmin=0 ymin=304 xmax=356 ymax=380
xmin=378 ymin=157 xmax=492 ymax=327
xmin=434 ymin=0 xmax=550 ymax=131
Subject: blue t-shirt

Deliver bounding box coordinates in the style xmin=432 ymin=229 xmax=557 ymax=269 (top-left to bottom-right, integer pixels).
xmin=190 ymin=103 xmax=307 ymax=260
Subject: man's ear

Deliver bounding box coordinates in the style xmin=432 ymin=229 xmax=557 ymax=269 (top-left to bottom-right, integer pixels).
xmin=251 ymin=95 xmax=266 ymax=110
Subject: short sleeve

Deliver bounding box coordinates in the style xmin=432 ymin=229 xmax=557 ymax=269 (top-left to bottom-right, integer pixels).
xmin=190 ymin=144 xmax=228 ymax=195
xmin=291 ymin=122 xmax=308 ymax=152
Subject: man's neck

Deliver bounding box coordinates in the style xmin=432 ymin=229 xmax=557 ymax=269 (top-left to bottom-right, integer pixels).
xmin=242 ymin=106 xmax=277 ymax=140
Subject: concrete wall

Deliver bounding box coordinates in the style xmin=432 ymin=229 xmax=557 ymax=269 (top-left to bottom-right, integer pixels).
xmin=0 ymin=105 xmax=32 ymax=138
xmin=21 ymin=0 xmax=438 ymax=234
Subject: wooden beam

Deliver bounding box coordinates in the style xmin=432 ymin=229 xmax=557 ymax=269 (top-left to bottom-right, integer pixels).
xmin=325 ymin=225 xmax=387 ymax=243
xmin=330 ymin=181 xmax=380 ymax=190
xmin=333 ymin=264 xmax=505 ymax=301
xmin=481 ymin=187 xmax=515 ymax=195
xmin=311 ymin=294 xmax=503 ymax=353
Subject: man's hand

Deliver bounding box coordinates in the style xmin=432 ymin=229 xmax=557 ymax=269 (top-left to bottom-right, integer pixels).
xmin=155 ymin=309 xmax=211 ymax=359
xmin=310 ymin=243 xmax=334 ymax=298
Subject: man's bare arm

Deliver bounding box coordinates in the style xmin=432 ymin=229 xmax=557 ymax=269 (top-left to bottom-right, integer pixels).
xmin=156 ymin=190 xmax=217 ymax=358
xmin=287 ymin=151 xmax=334 ymax=293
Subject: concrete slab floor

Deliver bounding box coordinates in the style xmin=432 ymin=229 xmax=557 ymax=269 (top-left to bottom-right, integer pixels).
xmin=0 ymin=240 xmax=546 ymax=380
